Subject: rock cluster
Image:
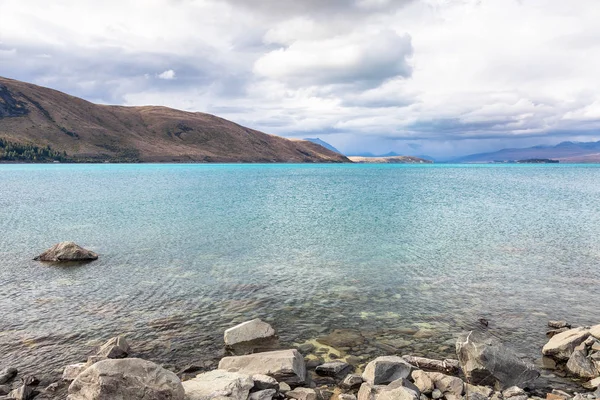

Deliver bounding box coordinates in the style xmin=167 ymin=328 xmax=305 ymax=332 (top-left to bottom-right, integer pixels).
xmin=542 ymin=322 xmax=600 ymax=390
xmin=3 ymin=320 xmax=600 ymax=400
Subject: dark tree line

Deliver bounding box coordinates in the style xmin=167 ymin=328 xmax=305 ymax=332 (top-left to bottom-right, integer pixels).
xmin=0 ymin=138 xmax=69 ymax=162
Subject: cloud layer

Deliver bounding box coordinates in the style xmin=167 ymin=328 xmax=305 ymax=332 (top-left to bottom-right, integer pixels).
xmin=2 ymin=0 xmax=600 ymax=157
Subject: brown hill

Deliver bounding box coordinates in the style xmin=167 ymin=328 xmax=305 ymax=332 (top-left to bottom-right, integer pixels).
xmin=0 ymin=76 xmax=349 ymax=163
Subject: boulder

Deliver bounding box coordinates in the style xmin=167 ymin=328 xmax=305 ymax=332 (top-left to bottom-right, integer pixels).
xmin=218 ymin=349 xmax=306 ymax=386
xmin=456 ymin=331 xmax=539 ymax=390
xmin=96 ymin=336 xmax=130 ymax=359
xmin=341 ymin=374 xmax=364 ymax=389
xmin=0 ymin=367 xmax=17 ymax=385
xmin=426 ymin=373 xmax=463 ymax=397
xmin=548 ymin=321 xmax=571 ymax=329
xmin=362 ymin=356 xmax=413 ymax=385
xmin=252 ymin=374 xmax=278 ymax=391
xmin=502 ymin=386 xmax=527 ymax=400
xmin=591 ymin=325 xmax=600 ymax=340
xmin=34 ymin=242 xmax=98 ymax=262
xmin=583 ymin=376 xmax=600 ymax=390
xmin=67 ymin=358 xmax=184 ymax=400
xmin=315 ymin=361 xmax=352 ymax=377
xmin=287 ymin=387 xmax=317 ymax=400
xmin=7 ymin=384 xmax=35 ymax=400
xmin=388 ymin=378 xmax=421 ymax=397
xmin=249 ymin=389 xmax=276 ymax=400
xmin=542 ymin=327 xmax=590 ymax=361
xmin=0 ymin=385 xmax=10 ymax=395
xmin=465 ymin=384 xmax=493 ymax=398
xmin=279 ymin=382 xmax=291 ymax=393
xmin=224 ymin=319 xmax=277 ymax=355
xmin=411 ymin=370 xmax=434 ymax=394
xmin=182 ymin=370 xmax=253 ymax=400
xmin=62 ymin=363 xmax=87 ymax=381
xmin=402 ymin=356 xmax=460 ymax=375
xmin=566 ymin=349 xmax=598 ymax=378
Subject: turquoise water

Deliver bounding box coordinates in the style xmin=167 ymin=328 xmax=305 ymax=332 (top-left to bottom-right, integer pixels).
xmin=1 ymin=164 xmax=600 ymax=376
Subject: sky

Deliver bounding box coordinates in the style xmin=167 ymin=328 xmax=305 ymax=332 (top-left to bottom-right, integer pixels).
xmin=2 ymin=0 xmax=600 ymax=158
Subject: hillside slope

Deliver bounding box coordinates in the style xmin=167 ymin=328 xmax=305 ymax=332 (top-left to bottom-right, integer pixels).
xmin=0 ymin=77 xmax=349 ymax=163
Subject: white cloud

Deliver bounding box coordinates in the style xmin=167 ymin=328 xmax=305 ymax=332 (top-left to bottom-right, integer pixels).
xmin=158 ymin=69 xmax=176 ymax=80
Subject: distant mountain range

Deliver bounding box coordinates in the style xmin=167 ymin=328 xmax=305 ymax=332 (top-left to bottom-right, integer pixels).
xmin=303 ymin=138 xmax=342 ymax=154
xmin=348 ymin=155 xmax=433 ymax=164
xmin=0 ymin=77 xmax=349 ymax=163
xmin=454 ymin=141 xmax=600 ymax=163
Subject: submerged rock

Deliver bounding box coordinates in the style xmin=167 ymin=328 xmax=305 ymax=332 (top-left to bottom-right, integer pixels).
xmin=67 ymin=358 xmax=184 ymax=400
xmin=182 ymin=370 xmax=253 ymax=400
xmin=456 ymin=331 xmax=539 ymax=390
xmin=316 ymin=329 xmax=366 ymax=348
xmin=0 ymin=367 xmax=17 ymax=384
xmin=34 ymin=242 xmax=98 ymax=262
xmin=224 ymin=319 xmax=278 ymax=355
xmin=218 ymin=349 xmax=307 ymax=386
xmin=315 ymin=361 xmax=352 ymax=377
xmin=548 ymin=321 xmax=571 ymax=329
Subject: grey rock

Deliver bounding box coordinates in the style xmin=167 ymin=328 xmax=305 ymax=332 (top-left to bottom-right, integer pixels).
xmin=411 ymin=370 xmax=434 ymax=395
xmin=502 ymin=386 xmax=526 ymax=398
xmin=182 ymin=370 xmax=253 ymax=400
xmin=0 ymin=368 xmax=17 ymax=385
xmin=465 ymin=384 xmax=493 ymax=398
xmin=402 ymin=356 xmax=460 ymax=375
xmin=388 ymin=378 xmax=421 ymax=397
xmin=7 ymin=385 xmax=35 ymax=400
xmin=456 ymin=331 xmax=539 ymax=390
xmin=250 ymin=389 xmax=277 ymax=400
xmin=362 ymin=356 xmax=413 ymax=385
xmin=224 ymin=319 xmax=277 ymax=355
xmin=219 ymin=349 xmax=306 ymax=386
xmin=286 ymin=388 xmax=317 ymax=400
xmin=432 ymin=389 xmax=443 ymax=399
xmin=34 ymin=241 xmax=98 ymax=262
xmin=467 ymin=393 xmax=489 ymax=400
xmin=585 ymin=337 xmax=597 ymax=347
xmin=315 ymin=361 xmax=352 ymax=377
xmin=297 ymin=344 xmax=315 ymax=355
xmin=0 ymin=386 xmax=10 ymax=396
xmin=566 ymin=349 xmax=598 ymax=379
xmin=583 ymin=377 xmax=600 ymax=390
xmin=358 ymin=383 xmax=386 ymax=400
xmin=97 ymin=335 xmax=130 ymax=359
xmin=426 ymin=372 xmax=463 ymax=397
xmin=341 ymin=374 xmax=364 ymax=389
xmin=279 ymin=382 xmax=291 ymax=393
xmin=542 ymin=327 xmax=590 ymax=361
xmin=252 ymin=374 xmax=278 ymax=391
xmin=377 ymin=386 xmax=419 ymax=400
xmin=339 ymin=395 xmax=357 ymax=400
xmin=62 ymin=363 xmax=87 ymax=381
xmin=67 ymin=358 xmax=184 ymax=400
xmin=548 ymin=321 xmax=571 ymax=329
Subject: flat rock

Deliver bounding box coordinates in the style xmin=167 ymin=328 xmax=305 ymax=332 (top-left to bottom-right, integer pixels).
xmin=0 ymin=367 xmax=17 ymax=385
xmin=287 ymin=388 xmax=317 ymax=400
xmin=465 ymin=384 xmax=493 ymax=398
xmin=457 ymin=331 xmax=539 ymax=390
xmin=426 ymin=372 xmax=463 ymax=397
xmin=218 ymin=349 xmax=306 ymax=386
xmin=503 ymin=386 xmax=526 ymax=398
xmin=542 ymin=327 xmax=590 ymax=361
xmin=62 ymin=363 xmax=87 ymax=381
xmin=402 ymin=356 xmax=460 ymax=375
xmin=67 ymin=358 xmax=184 ymax=400
xmin=342 ymin=374 xmax=364 ymax=389
xmin=315 ymin=361 xmax=352 ymax=377
xmin=582 ymin=377 xmax=600 ymax=390
xmin=548 ymin=321 xmax=571 ymax=329
xmin=591 ymin=325 xmax=600 ymax=340
xmin=182 ymin=370 xmax=253 ymax=400
xmin=566 ymin=349 xmax=598 ymax=378
xmin=34 ymin=241 xmax=98 ymax=262
xmin=224 ymin=319 xmax=277 ymax=355
xmin=96 ymin=335 xmax=130 ymax=359
xmin=362 ymin=356 xmax=413 ymax=385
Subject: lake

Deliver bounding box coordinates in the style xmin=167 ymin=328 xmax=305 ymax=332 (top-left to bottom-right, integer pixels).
xmin=1 ymin=164 xmax=599 ymax=378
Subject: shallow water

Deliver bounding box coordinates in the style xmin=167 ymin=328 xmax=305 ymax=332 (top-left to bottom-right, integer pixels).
xmin=1 ymin=164 xmax=599 ymax=378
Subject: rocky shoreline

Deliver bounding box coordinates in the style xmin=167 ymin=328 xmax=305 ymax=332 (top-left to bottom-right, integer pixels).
xmin=1 ymin=319 xmax=599 ymax=400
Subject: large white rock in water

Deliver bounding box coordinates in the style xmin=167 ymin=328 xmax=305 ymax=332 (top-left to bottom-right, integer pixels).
xmin=218 ymin=349 xmax=306 ymax=386
xmin=542 ymin=327 xmax=590 ymax=361
xmin=67 ymin=358 xmax=184 ymax=400
xmin=224 ymin=319 xmax=277 ymax=354
xmin=34 ymin=241 xmax=98 ymax=262
xmin=182 ymin=370 xmax=253 ymax=400
xmin=456 ymin=331 xmax=539 ymax=390
xmin=362 ymin=356 xmax=414 ymax=385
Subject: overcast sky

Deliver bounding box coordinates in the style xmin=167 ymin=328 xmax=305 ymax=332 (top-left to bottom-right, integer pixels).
xmin=2 ymin=0 xmax=600 ymax=158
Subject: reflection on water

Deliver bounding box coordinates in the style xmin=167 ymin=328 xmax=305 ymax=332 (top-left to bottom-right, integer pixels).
xmin=1 ymin=164 xmax=599 ymax=379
